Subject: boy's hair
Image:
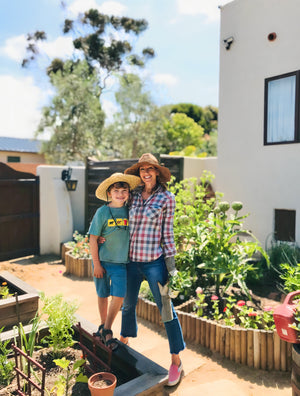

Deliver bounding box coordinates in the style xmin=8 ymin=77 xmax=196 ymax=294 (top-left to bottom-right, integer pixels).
xmin=107 ymin=181 xmax=130 ymax=193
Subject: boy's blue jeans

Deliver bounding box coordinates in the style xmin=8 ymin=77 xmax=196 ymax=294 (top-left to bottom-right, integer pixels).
xmin=121 ymin=255 xmax=186 ymax=355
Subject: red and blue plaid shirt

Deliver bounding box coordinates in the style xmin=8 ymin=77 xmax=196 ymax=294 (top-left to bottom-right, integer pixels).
xmin=129 ymin=186 xmax=176 ymax=262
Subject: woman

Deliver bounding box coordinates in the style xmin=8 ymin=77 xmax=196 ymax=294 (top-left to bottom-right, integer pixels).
xmin=120 ymin=153 xmax=185 ymax=387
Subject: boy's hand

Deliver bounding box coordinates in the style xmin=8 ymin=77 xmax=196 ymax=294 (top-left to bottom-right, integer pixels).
xmin=93 ymin=262 xmax=105 ymax=278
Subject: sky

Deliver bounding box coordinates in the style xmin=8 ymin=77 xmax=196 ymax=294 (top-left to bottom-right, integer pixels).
xmin=0 ymin=0 xmax=231 ymax=139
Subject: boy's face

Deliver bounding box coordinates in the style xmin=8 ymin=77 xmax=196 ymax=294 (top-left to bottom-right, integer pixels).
xmin=107 ymin=186 xmax=129 ymax=206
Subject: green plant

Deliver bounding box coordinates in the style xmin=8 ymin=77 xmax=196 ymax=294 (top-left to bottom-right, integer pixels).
xmin=223 ymin=296 xmax=236 ymax=326
xmin=290 ymin=300 xmax=300 ymax=335
xmin=40 ymin=293 xmax=78 ymax=357
xmin=0 ymin=327 xmax=14 ymax=386
xmin=51 ymin=357 xmax=88 ymax=396
xmin=262 ymin=307 xmax=276 ymax=331
xmin=211 ymin=295 xmax=222 ymax=321
xmin=194 ymin=287 xmax=208 ymax=318
xmin=0 ymin=282 xmax=13 ymax=299
xmin=14 ymin=312 xmax=41 ymax=358
xmin=237 ymin=303 xmax=262 ymax=329
xmin=67 ymin=231 xmax=91 ymax=259
xmin=139 ymin=280 xmax=154 ymax=302
xmin=280 ymin=262 xmax=300 ymax=294
xmin=169 ymin=270 xmax=196 ymax=303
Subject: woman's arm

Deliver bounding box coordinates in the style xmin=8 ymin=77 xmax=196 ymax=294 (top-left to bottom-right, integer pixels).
xmin=161 ymin=193 xmax=176 ymax=259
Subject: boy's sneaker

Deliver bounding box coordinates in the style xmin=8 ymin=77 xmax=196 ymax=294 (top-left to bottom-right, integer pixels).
xmin=167 ymin=361 xmax=183 ymax=386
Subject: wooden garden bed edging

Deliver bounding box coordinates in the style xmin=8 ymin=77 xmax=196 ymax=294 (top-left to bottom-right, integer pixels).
xmin=65 ymin=251 xmax=93 ymax=278
xmin=136 ymin=297 xmax=292 ymax=372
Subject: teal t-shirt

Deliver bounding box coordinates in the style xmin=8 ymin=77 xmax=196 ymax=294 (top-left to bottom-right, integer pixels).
xmin=88 ymin=205 xmax=129 ymax=264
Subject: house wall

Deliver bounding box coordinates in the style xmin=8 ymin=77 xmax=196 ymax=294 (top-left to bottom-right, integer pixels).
xmin=37 ymin=165 xmax=85 ymax=255
xmin=0 ymin=151 xmax=45 ymax=163
xmin=183 ymin=157 xmax=218 ymax=191
xmin=218 ymin=0 xmax=300 ymax=246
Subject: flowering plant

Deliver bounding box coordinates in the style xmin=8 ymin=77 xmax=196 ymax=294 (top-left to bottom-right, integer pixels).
xmin=0 ymin=282 xmax=13 ymax=300
xmin=67 ymin=231 xmax=91 ymax=259
xmin=289 ymin=300 xmax=300 ymax=335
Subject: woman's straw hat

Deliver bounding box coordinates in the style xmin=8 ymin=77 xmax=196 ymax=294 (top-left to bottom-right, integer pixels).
xmin=124 ymin=153 xmax=171 ymax=183
xmin=95 ymin=172 xmax=141 ymax=201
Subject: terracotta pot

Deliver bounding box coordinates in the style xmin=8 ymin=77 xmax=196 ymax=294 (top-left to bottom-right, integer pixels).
xmin=88 ymin=372 xmax=117 ymax=396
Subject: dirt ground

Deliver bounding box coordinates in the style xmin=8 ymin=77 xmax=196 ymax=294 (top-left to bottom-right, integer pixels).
xmin=0 ymin=255 xmax=292 ymax=396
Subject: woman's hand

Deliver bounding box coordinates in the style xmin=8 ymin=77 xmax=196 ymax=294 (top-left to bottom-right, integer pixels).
xmin=98 ymin=236 xmax=106 ymax=244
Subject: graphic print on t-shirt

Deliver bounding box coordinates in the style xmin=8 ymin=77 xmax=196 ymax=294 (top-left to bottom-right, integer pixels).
xmin=107 ymin=218 xmax=129 ymax=227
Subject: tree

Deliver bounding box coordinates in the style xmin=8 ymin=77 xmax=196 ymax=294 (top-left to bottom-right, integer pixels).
xmin=23 ymin=8 xmax=154 ymax=89
xmin=36 ymin=60 xmax=105 ymax=164
xmin=169 ymin=103 xmax=218 ymax=135
xmin=102 ymin=73 xmax=168 ymax=158
xmin=162 ymin=113 xmax=204 ymax=153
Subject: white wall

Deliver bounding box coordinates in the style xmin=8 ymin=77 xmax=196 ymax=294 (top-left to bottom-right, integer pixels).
xmin=218 ymin=0 xmax=300 ymax=246
xmin=184 ymin=157 xmax=218 ymax=191
xmin=37 ymin=165 xmax=85 ymax=255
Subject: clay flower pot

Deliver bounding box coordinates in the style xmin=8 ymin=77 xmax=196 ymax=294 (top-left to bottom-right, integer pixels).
xmin=88 ymin=372 xmax=117 ymax=396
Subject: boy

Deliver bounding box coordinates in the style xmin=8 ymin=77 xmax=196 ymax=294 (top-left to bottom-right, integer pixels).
xmin=88 ymin=172 xmax=141 ymax=350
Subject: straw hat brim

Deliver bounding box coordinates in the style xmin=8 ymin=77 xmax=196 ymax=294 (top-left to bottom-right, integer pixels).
xmin=95 ymin=173 xmax=141 ymax=201
xmin=124 ymin=161 xmax=171 ymax=183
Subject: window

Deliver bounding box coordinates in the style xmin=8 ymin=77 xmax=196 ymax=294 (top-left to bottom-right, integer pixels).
xmin=274 ymin=209 xmax=296 ymax=242
xmin=264 ymin=71 xmax=300 ymax=145
xmin=7 ymin=156 xmax=20 ymax=162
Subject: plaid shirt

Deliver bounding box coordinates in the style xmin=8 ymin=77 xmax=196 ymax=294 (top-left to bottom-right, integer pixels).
xmin=129 ymin=186 xmax=176 ymax=262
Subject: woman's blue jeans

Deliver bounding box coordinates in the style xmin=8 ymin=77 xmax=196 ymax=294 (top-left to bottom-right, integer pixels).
xmin=121 ymin=255 xmax=186 ymax=355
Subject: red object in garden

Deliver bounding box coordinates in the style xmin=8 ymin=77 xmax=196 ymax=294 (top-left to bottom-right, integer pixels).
xmin=273 ymin=291 xmax=300 ymax=343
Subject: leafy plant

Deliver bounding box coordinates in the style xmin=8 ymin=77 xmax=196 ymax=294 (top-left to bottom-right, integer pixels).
xmin=0 ymin=327 xmax=14 ymax=386
xmin=139 ymin=280 xmax=154 ymax=302
xmin=40 ymin=293 xmax=78 ymax=357
xmin=279 ymin=261 xmax=300 ymax=294
xmin=0 ymin=282 xmax=13 ymax=299
xmin=51 ymin=357 xmax=88 ymax=396
xmin=13 ymin=312 xmax=41 ymax=358
xmin=193 ymin=287 xmax=208 ymax=318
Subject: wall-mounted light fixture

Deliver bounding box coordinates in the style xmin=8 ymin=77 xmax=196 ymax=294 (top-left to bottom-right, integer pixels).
xmin=223 ymin=36 xmax=234 ymax=50
xmin=61 ymin=167 xmax=78 ymax=191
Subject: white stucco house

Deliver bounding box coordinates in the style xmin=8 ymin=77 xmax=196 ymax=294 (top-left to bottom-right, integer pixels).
xmin=217 ymin=0 xmax=300 ymax=248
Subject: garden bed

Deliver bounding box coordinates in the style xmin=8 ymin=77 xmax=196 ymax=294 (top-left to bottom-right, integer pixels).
xmin=0 ymin=315 xmax=168 ymax=396
xmin=136 ymin=296 xmax=292 ymax=372
xmin=0 ymin=271 xmax=39 ymax=330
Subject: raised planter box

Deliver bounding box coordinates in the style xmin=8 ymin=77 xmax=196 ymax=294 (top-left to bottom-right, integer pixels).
xmin=0 ymin=271 xmax=39 ymax=330
xmin=137 ymin=297 xmax=292 ymax=372
xmin=65 ymin=251 xmax=93 ymax=278
xmin=1 ymin=314 xmax=168 ymax=396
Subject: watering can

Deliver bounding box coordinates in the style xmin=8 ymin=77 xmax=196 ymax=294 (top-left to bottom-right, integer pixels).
xmin=273 ymin=291 xmax=300 ymax=343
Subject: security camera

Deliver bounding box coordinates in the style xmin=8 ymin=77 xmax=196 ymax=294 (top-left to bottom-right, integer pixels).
xmin=223 ymin=36 xmax=234 ymax=50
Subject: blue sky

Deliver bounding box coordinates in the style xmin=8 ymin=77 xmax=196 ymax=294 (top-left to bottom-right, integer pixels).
xmin=0 ymin=0 xmax=231 ymax=139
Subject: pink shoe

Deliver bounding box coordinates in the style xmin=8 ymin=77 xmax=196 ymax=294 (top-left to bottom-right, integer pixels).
xmin=167 ymin=361 xmax=183 ymax=386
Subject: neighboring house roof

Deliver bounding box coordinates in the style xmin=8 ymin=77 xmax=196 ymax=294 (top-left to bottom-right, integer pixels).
xmin=0 ymin=136 xmax=42 ymax=153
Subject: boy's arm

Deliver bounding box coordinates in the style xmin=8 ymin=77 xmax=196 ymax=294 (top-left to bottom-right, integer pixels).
xmin=89 ymin=234 xmax=105 ymax=278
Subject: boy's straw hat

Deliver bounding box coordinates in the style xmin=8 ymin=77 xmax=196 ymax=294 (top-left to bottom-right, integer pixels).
xmin=95 ymin=172 xmax=141 ymax=201
xmin=124 ymin=153 xmax=171 ymax=183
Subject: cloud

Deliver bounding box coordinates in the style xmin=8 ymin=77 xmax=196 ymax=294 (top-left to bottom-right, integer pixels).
xmin=152 ymin=73 xmax=178 ymax=87
xmin=177 ymin=0 xmax=231 ymax=22
xmin=40 ymin=36 xmax=74 ymax=59
xmin=0 ymin=35 xmax=27 ymax=62
xmin=68 ymin=0 xmax=127 ymax=16
xmin=101 ymin=98 xmax=118 ymax=123
xmin=0 ymin=75 xmax=44 ymax=138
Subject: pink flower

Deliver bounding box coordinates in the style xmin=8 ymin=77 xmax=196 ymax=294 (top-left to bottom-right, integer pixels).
xmin=196 ymin=287 xmax=203 ymax=295
xmin=59 ymin=270 xmax=63 ymax=274
xmin=248 ymin=311 xmax=257 ymax=317
xmin=211 ymin=295 xmax=219 ymax=301
xmin=264 ymin=306 xmax=273 ymax=312
xmin=237 ymin=300 xmax=246 ymax=307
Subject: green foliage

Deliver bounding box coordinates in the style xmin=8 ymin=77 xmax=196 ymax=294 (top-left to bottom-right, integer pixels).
xmin=0 ymin=282 xmax=13 ymax=299
xmin=169 ymin=175 xmax=269 ymax=298
xmin=40 ymin=293 xmax=78 ymax=356
xmin=103 ymin=73 xmax=167 ymax=159
xmin=163 ymin=113 xmax=204 ymax=153
xmin=169 ymin=270 xmax=197 ymax=304
xmin=66 ymin=231 xmax=91 ymax=259
xmin=139 ymin=280 xmax=154 ymax=302
xmin=280 ymin=262 xmax=300 ymax=293
xmin=36 ymin=60 xmax=105 ymax=164
xmin=52 ymin=357 xmax=88 ymax=396
xmin=23 ymin=9 xmax=154 ymax=85
xmin=14 ymin=312 xmax=41 ymax=358
xmin=0 ymin=328 xmax=14 ymax=386
xmin=169 ymin=103 xmax=218 ymax=135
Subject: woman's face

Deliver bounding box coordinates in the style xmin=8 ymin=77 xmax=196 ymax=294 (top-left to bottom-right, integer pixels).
xmin=139 ymin=165 xmax=159 ymax=188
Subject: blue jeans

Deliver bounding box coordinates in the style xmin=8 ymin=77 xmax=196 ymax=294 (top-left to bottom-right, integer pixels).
xmin=121 ymin=255 xmax=186 ymax=355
